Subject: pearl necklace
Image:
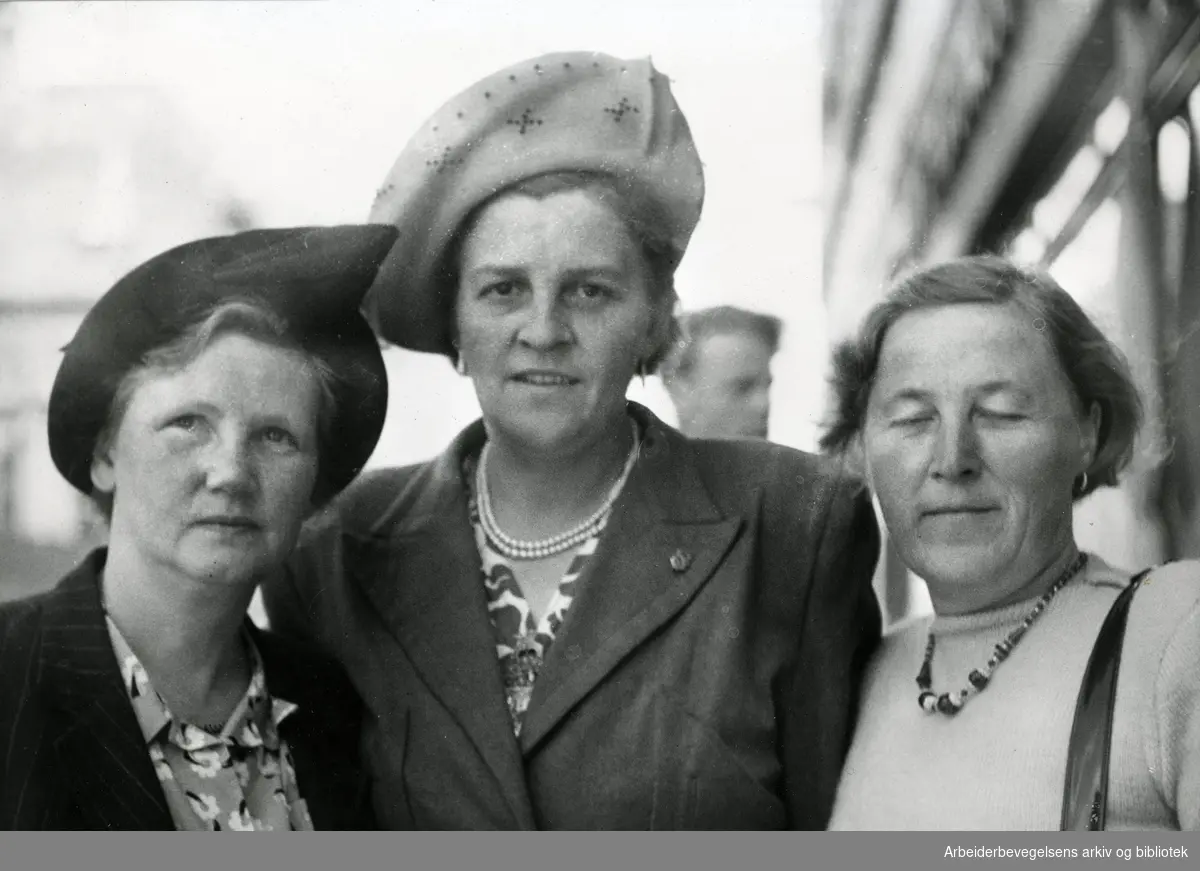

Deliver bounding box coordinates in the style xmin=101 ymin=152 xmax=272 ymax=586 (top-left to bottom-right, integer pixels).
xmin=916 ymin=552 xmax=1088 ymax=715
xmin=475 ymin=419 xmax=641 ymax=561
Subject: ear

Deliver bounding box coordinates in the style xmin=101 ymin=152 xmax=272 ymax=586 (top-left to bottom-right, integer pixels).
xmin=90 ymin=449 xmax=116 ymax=495
xmin=849 ymin=431 xmax=872 ymax=490
xmin=1079 ymin=400 xmax=1102 ymax=473
xmin=643 ymin=289 xmax=679 ymax=364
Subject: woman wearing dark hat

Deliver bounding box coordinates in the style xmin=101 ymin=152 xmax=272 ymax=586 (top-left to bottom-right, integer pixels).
xmin=0 ymin=224 xmax=396 ymax=830
xmin=265 ymin=52 xmax=881 ymax=830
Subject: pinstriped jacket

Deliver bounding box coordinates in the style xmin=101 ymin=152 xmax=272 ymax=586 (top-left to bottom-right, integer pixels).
xmin=0 ymin=549 xmax=374 ymax=830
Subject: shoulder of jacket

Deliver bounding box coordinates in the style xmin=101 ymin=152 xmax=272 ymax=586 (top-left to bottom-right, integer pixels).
xmin=0 ymin=596 xmax=46 ymax=702
xmin=687 ymin=439 xmax=850 ymax=494
xmin=307 ymin=462 xmax=430 ymax=534
xmin=0 ymin=593 xmax=45 ymax=636
xmin=685 ymin=442 xmax=870 ymax=560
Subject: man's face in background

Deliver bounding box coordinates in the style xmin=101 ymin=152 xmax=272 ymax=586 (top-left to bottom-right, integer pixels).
xmin=669 ymin=328 xmax=775 ymax=440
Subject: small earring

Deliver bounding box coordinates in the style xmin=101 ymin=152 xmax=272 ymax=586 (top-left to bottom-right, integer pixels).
xmin=636 ymin=359 xmax=648 ymax=386
xmin=1077 ymin=471 xmax=1089 ymax=495
xmin=455 ymin=352 xmax=468 ymax=376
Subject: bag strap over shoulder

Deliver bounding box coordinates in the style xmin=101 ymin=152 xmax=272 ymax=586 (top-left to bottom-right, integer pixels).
xmin=1060 ymin=567 xmax=1152 ymax=831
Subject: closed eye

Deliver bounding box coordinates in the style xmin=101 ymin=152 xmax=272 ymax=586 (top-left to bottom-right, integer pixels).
xmin=891 ymin=415 xmax=934 ymax=427
xmin=978 ymin=409 xmax=1025 ymax=422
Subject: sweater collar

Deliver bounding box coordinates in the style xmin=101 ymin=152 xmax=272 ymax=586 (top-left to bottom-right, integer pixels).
xmin=928 ymin=551 xmax=1128 ymax=637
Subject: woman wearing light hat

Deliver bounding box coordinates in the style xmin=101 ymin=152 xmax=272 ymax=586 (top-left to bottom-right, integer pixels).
xmin=265 ymin=53 xmax=881 ymax=830
xmin=0 ymin=225 xmax=395 ymax=830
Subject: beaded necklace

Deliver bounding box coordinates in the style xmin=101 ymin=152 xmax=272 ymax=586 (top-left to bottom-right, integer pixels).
xmin=916 ymin=552 xmax=1088 ymax=715
xmin=476 ymin=418 xmax=640 ymax=561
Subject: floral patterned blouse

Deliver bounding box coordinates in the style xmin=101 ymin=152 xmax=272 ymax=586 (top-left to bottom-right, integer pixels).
xmin=104 ymin=616 xmax=314 ymax=831
xmin=465 ymin=456 xmax=605 ymax=738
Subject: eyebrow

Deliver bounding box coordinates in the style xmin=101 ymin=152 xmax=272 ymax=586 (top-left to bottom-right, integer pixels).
xmin=561 ymin=266 xmax=628 ymax=280
xmin=976 ymin=381 xmax=1034 ymax=402
xmin=877 ymin=388 xmax=932 ymax=406
xmin=461 ymin=265 xmax=522 ymax=280
xmin=878 ymin=382 xmax=1034 ymax=405
xmin=463 ymin=264 xmax=629 ymax=280
xmin=157 ymin=399 xmax=220 ymax=417
xmin=255 ymin=411 xmax=308 ymax=429
xmin=156 ymin=401 xmax=305 ymax=426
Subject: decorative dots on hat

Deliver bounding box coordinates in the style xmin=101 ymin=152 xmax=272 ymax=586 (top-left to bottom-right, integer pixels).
xmin=427 ymin=145 xmax=466 ymax=174
xmin=604 ymin=97 xmax=640 ymax=123
xmin=507 ymin=108 xmax=543 ymax=135
xmin=418 ymin=56 xmax=656 ymax=171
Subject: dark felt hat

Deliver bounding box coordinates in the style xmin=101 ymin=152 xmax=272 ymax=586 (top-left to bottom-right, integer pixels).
xmin=48 ymin=224 xmax=398 ymax=501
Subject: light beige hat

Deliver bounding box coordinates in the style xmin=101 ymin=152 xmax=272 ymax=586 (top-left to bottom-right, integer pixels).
xmin=364 ymin=51 xmax=705 ymax=355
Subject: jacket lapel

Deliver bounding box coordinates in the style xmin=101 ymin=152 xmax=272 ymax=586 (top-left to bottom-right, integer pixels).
xmin=350 ymin=422 xmax=536 ymax=829
xmin=39 ymin=551 xmax=175 ymax=831
xmin=518 ymin=407 xmax=743 ymax=755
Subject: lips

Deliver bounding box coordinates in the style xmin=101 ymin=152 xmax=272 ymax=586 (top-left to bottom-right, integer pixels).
xmin=194 ymin=516 xmax=260 ymax=530
xmin=920 ymin=506 xmax=998 ymax=518
xmin=510 ymin=370 xmax=580 ymax=387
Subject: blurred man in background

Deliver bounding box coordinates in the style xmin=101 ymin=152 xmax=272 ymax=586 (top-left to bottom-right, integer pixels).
xmin=661 ymin=305 xmax=781 ymax=440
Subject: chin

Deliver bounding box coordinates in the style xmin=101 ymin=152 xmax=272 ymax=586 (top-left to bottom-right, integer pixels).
xmin=908 ymin=542 xmax=1009 ymax=589
xmin=179 ymin=550 xmax=267 ymax=586
xmin=495 ymin=409 xmax=590 ymax=449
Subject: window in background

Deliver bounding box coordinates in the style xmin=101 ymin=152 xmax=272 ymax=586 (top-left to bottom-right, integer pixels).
xmin=0 ymin=437 xmax=14 ymax=533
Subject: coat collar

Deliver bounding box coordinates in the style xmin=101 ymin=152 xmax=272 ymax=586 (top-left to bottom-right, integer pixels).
xmin=348 ymin=403 xmax=742 ymax=811
xmin=345 ymin=415 xmax=535 ymax=828
xmin=516 ymin=404 xmax=741 ymax=752
xmin=362 ymin=402 xmax=727 ymax=536
xmin=38 ymin=550 xmax=176 ymax=831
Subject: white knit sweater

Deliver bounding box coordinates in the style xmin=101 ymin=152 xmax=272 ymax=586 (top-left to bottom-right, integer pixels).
xmin=829 ymin=554 xmax=1200 ymax=830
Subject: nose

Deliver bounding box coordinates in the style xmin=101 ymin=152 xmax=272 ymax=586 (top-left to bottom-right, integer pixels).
xmin=204 ymin=433 xmax=256 ymax=495
xmin=516 ymin=292 xmax=571 ymax=350
xmin=931 ymin=416 xmax=981 ymax=481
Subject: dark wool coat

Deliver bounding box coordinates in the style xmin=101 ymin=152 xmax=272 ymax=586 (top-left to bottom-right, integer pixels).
xmin=263 ymin=404 xmax=881 ymax=830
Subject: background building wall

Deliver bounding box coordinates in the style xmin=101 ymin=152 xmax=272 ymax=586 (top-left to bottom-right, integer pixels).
xmin=0 ymin=15 xmax=253 ymax=598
